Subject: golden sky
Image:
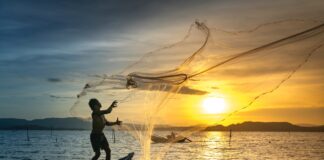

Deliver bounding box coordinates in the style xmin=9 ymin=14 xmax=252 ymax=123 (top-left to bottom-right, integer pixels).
xmin=1 ymin=0 xmax=324 ymax=126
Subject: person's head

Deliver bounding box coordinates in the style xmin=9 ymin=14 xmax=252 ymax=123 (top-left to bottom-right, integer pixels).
xmin=89 ymin=98 xmax=101 ymax=111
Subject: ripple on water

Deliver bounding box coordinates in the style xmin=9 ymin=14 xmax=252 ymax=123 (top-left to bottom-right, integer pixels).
xmin=0 ymin=131 xmax=324 ymax=160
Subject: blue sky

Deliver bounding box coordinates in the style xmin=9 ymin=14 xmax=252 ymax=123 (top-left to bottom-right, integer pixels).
xmin=1 ymin=0 xmax=324 ymax=123
xmin=0 ymin=0 xmax=208 ymax=119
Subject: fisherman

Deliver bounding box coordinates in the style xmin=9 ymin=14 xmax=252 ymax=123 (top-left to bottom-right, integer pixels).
xmin=89 ymin=98 xmax=122 ymax=160
xmin=171 ymin=131 xmax=176 ymax=139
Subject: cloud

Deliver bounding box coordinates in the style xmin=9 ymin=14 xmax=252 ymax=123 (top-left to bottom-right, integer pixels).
xmin=48 ymin=94 xmax=74 ymax=99
xmin=211 ymin=86 xmax=219 ymax=90
xmin=137 ymin=84 xmax=209 ymax=95
xmin=1 ymin=0 xmax=323 ymax=120
xmin=47 ymin=78 xmax=62 ymax=83
xmin=179 ymin=86 xmax=208 ymax=95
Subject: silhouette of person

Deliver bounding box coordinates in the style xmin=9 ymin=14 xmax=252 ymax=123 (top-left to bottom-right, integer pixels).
xmin=89 ymin=98 xmax=122 ymax=160
xmin=171 ymin=131 xmax=176 ymax=139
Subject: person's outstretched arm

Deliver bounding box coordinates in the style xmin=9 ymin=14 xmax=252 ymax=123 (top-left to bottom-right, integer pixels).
xmin=106 ymin=118 xmax=122 ymax=126
xmin=93 ymin=101 xmax=118 ymax=115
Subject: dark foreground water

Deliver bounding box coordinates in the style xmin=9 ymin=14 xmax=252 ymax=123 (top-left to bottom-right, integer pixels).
xmin=0 ymin=130 xmax=323 ymax=160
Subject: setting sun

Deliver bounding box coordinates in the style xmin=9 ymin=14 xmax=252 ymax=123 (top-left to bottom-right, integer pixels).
xmin=202 ymin=97 xmax=227 ymax=114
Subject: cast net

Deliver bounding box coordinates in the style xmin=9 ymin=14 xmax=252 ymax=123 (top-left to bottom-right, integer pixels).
xmin=71 ymin=19 xmax=324 ymax=159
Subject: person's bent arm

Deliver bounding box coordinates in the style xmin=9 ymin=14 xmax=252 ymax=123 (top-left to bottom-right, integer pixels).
xmin=93 ymin=101 xmax=118 ymax=115
xmin=106 ymin=118 xmax=122 ymax=126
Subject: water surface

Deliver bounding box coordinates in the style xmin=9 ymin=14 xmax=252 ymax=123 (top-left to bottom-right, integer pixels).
xmin=0 ymin=131 xmax=323 ymax=159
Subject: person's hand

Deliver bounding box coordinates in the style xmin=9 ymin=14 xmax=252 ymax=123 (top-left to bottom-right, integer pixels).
xmin=116 ymin=118 xmax=122 ymax=125
xmin=111 ymin=100 xmax=118 ymax=108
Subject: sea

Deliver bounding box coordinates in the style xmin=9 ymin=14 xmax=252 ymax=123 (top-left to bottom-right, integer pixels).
xmin=0 ymin=130 xmax=323 ymax=160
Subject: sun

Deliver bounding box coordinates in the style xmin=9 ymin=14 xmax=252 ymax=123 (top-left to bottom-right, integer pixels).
xmin=202 ymin=97 xmax=227 ymax=114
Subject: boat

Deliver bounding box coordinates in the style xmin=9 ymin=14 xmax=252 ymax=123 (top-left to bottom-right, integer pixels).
xmin=151 ymin=133 xmax=191 ymax=143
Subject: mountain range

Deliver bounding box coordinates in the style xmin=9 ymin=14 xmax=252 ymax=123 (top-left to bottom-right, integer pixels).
xmin=0 ymin=117 xmax=324 ymax=131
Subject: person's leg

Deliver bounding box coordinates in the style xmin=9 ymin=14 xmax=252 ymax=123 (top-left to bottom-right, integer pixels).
xmin=100 ymin=134 xmax=111 ymax=160
xmin=103 ymin=146 xmax=111 ymax=160
xmin=92 ymin=150 xmax=101 ymax=160
xmin=90 ymin=133 xmax=101 ymax=160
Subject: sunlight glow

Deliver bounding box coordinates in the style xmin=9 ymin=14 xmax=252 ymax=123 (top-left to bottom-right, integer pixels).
xmin=202 ymin=97 xmax=227 ymax=114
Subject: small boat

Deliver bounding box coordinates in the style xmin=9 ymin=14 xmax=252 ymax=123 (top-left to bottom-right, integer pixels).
xmin=151 ymin=133 xmax=191 ymax=143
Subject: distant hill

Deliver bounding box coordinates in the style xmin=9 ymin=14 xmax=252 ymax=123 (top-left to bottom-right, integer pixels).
xmin=205 ymin=121 xmax=324 ymax=132
xmin=0 ymin=118 xmax=324 ymax=131
xmin=0 ymin=117 xmax=91 ymax=130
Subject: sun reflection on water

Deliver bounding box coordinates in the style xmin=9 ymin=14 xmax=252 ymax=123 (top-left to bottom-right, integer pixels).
xmin=196 ymin=132 xmax=230 ymax=159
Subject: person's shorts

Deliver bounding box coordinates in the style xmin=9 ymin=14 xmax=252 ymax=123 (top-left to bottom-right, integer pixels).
xmin=90 ymin=133 xmax=109 ymax=152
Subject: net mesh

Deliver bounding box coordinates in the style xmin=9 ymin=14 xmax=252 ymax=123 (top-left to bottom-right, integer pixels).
xmin=70 ymin=19 xmax=324 ymax=159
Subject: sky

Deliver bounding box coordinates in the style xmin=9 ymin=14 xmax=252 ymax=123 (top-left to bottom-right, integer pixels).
xmin=1 ymin=0 xmax=324 ymax=125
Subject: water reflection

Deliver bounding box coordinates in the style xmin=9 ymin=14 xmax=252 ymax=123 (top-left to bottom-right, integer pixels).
xmin=199 ymin=132 xmax=227 ymax=159
xmin=1 ymin=131 xmax=324 ymax=159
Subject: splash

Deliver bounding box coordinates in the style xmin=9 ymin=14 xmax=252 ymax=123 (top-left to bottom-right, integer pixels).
xmin=71 ymin=19 xmax=324 ymax=159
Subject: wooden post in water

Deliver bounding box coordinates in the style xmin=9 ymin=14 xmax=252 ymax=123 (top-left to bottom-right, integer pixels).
xmin=112 ymin=129 xmax=116 ymax=143
xmin=26 ymin=126 xmax=30 ymax=141
xmin=229 ymin=128 xmax=232 ymax=145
